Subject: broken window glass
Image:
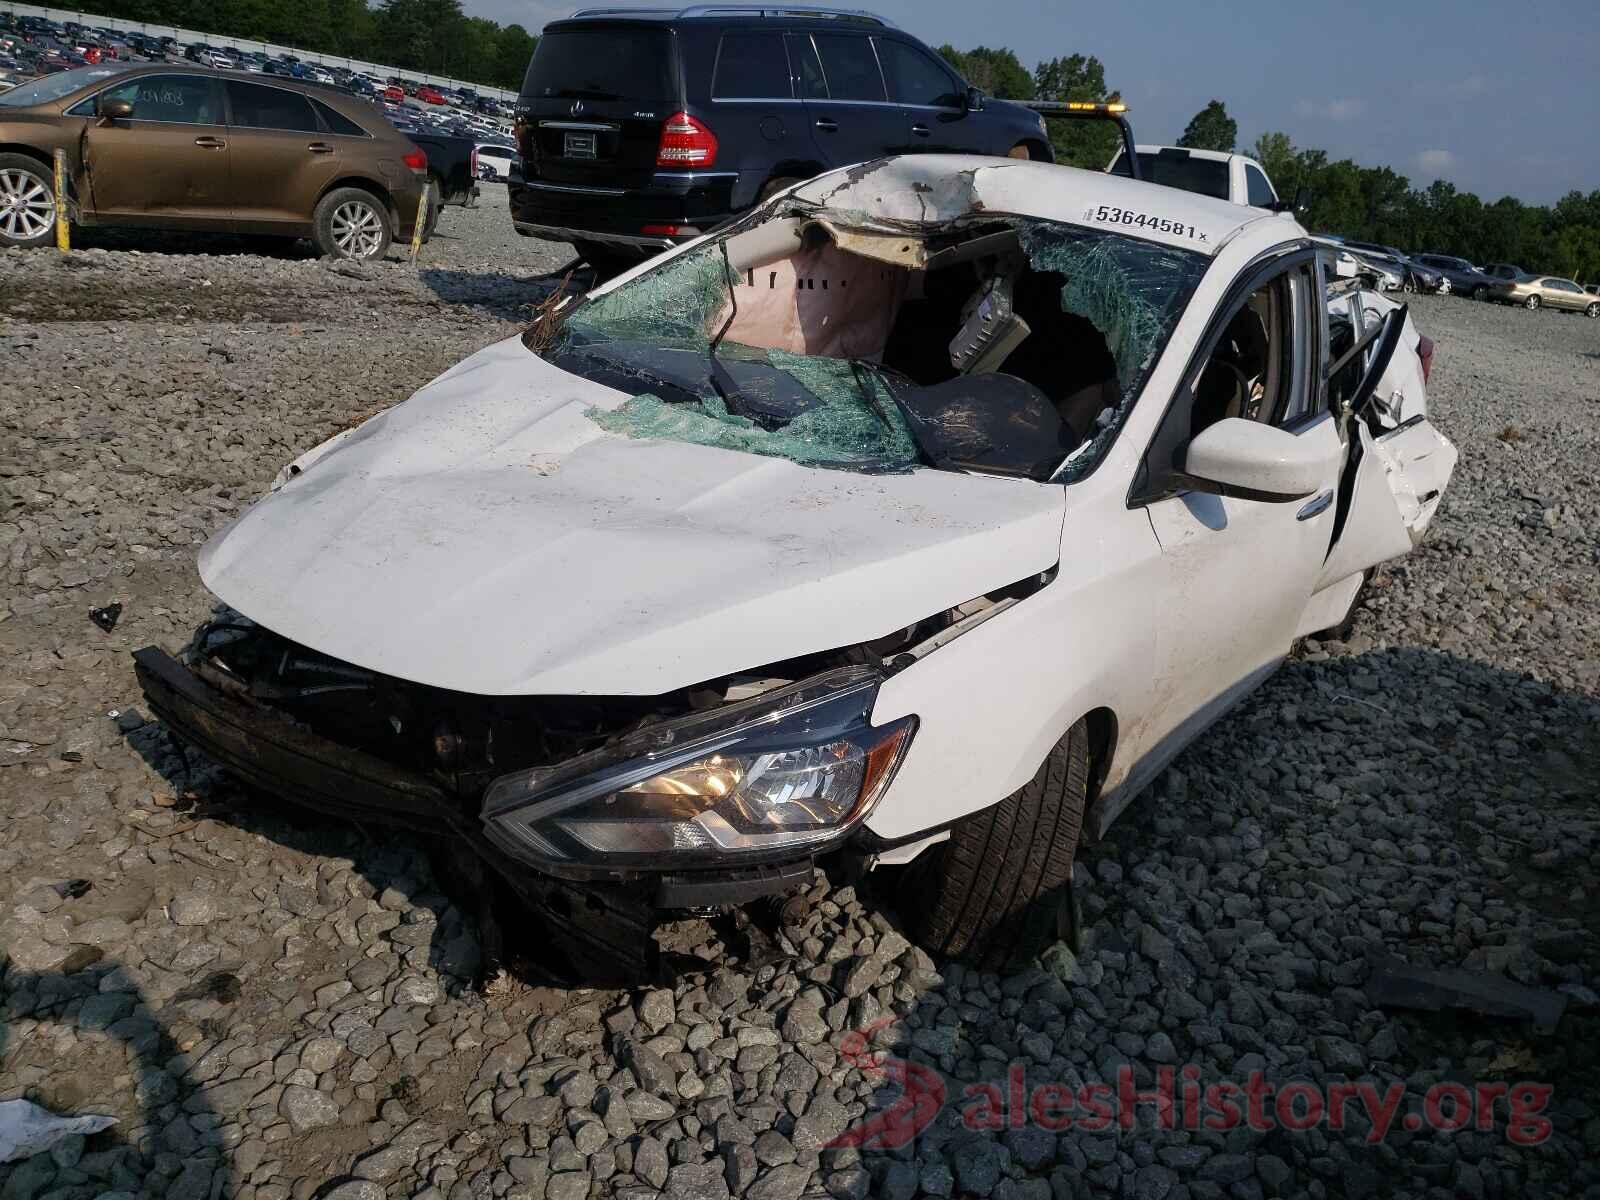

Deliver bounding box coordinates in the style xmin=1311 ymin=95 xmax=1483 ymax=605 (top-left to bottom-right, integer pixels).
xmin=541 ymin=210 xmax=1208 ymax=481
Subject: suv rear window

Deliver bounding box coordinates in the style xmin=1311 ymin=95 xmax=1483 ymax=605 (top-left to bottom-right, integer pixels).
xmin=521 ymin=28 xmax=675 ymax=103
xmin=1136 ymin=152 xmax=1230 ymax=201
xmin=713 ymin=32 xmax=790 ymax=99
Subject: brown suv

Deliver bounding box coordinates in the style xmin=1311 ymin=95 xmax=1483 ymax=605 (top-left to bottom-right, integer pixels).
xmin=0 ymin=64 xmax=426 ymax=259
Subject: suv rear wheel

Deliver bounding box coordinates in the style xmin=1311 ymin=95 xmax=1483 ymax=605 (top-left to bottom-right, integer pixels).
xmin=901 ymin=720 xmax=1089 ymax=972
xmin=0 ymin=154 xmax=57 ymax=249
xmin=313 ymin=188 xmax=392 ymax=261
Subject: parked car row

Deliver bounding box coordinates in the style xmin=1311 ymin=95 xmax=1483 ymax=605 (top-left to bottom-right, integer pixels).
xmin=1311 ymin=234 xmax=1598 ymax=316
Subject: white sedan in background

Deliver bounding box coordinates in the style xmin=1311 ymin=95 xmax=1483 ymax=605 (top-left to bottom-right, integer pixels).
xmin=136 ymin=156 xmax=1455 ymax=977
xmin=474 ymin=142 xmax=517 ymax=181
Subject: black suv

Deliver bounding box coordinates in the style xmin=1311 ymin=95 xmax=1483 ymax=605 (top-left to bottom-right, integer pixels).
xmin=508 ymin=5 xmax=1050 ymax=269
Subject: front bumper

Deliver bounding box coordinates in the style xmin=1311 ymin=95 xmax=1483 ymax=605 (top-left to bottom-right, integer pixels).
xmin=132 ymin=646 xmax=814 ymax=977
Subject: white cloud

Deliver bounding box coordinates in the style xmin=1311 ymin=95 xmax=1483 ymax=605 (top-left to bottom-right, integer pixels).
xmin=1416 ymin=149 xmax=1457 ymax=172
xmin=1293 ymin=98 xmax=1364 ymax=121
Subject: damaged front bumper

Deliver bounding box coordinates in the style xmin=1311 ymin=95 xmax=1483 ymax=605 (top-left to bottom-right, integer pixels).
xmin=132 ymin=646 xmax=821 ymax=978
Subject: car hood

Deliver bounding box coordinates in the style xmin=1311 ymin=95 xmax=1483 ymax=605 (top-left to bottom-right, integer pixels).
xmin=199 ymin=335 xmax=1066 ymax=696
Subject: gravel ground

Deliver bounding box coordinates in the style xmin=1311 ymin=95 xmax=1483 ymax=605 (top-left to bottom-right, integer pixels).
xmin=2 ymin=192 xmax=1598 ymax=1200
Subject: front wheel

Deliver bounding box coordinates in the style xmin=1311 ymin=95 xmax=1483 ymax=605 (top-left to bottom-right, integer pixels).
xmin=0 ymin=154 xmax=58 ymax=249
xmin=1524 ymin=294 xmax=1540 ymax=310
xmin=1472 ymin=285 xmax=1488 ymax=301
xmin=312 ymin=187 xmax=392 ymax=261
xmin=901 ymin=721 xmax=1089 ymax=972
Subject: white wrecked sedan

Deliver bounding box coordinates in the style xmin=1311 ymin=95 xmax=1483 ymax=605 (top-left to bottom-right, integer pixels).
xmin=135 ymin=156 xmax=1456 ymax=975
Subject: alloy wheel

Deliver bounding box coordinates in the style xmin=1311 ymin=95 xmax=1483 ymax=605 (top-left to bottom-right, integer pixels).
xmin=1525 ymin=295 xmax=1540 ymax=310
xmin=330 ymin=200 xmax=384 ymax=259
xmin=0 ymin=167 xmax=54 ymax=242
xmin=1587 ymin=303 xmax=1599 ymax=319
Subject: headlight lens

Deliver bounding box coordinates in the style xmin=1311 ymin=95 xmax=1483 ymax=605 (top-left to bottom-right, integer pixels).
xmin=482 ymin=666 xmax=915 ymax=866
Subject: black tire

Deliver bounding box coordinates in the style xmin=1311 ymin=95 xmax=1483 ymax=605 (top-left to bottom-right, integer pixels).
xmin=1586 ymin=303 xmax=1599 ymax=319
xmin=0 ymin=153 xmax=58 ymax=249
xmin=311 ymin=187 xmax=392 ymax=261
xmin=573 ymin=239 xmax=642 ymax=280
xmin=1524 ymin=294 xmax=1540 ymax=310
xmin=1472 ymin=285 xmax=1488 ymax=301
xmin=903 ymin=721 xmax=1090 ymax=972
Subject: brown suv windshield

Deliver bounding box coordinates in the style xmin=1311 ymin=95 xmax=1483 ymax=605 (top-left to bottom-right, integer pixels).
xmin=0 ymin=64 xmax=128 ymax=106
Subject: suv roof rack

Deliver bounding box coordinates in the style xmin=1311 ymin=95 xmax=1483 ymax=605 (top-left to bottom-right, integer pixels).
xmin=569 ymin=6 xmax=895 ymax=26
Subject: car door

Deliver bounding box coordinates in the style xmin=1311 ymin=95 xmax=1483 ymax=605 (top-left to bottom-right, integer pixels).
xmin=872 ymin=35 xmax=976 ymax=154
xmin=224 ymin=80 xmax=340 ymax=232
xmin=1314 ymin=294 xmax=1457 ymax=589
xmin=77 ymin=72 xmax=230 ymax=227
xmin=1553 ymin=279 xmax=1586 ymax=310
xmin=1133 ymin=254 xmax=1347 ymax=740
xmin=707 ymin=28 xmax=812 ymax=189
xmin=791 ymin=31 xmax=909 ymax=165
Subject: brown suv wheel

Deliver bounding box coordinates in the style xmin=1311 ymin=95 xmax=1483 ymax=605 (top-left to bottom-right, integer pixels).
xmin=313 ymin=188 xmax=392 ymax=261
xmin=0 ymin=154 xmax=57 ymax=249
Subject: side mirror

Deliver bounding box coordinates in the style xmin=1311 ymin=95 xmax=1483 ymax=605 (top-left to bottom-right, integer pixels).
xmin=1181 ymin=417 xmax=1328 ymax=502
xmin=97 ymin=96 xmax=133 ymax=120
xmin=965 ymin=86 xmax=984 ymax=112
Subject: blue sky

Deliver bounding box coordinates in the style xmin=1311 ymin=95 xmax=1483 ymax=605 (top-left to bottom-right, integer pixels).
xmin=465 ymin=0 xmax=1599 ymax=205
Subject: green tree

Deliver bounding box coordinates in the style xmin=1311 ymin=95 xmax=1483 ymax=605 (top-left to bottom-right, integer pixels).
xmin=1033 ymin=53 xmax=1120 ymax=169
xmin=1250 ymin=131 xmax=1299 ymax=194
xmin=1176 ymin=100 xmax=1236 ymax=153
xmin=936 ymin=44 xmax=1033 ymax=99
xmin=493 ymin=24 xmax=538 ymax=91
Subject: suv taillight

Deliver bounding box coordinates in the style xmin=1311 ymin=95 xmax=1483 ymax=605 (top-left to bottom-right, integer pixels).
xmin=656 ymin=111 xmax=717 ymax=168
xmin=1417 ymin=334 xmax=1435 ymax=384
xmin=402 ymin=148 xmax=427 ymax=173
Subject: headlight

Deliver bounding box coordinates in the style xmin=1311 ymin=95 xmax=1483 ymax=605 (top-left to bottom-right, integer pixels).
xmin=482 ymin=666 xmax=915 ymax=867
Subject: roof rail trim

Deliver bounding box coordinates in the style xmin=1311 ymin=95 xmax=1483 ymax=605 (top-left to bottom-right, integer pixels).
xmin=568 ymin=5 xmax=895 ymax=25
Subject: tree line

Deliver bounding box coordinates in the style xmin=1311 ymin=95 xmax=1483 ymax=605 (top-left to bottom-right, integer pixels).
xmin=940 ymin=46 xmax=1598 ymax=282
xmin=64 ymin=0 xmax=538 ymax=90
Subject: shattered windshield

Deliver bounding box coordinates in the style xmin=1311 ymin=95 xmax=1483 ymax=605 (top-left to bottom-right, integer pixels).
xmin=541 ymin=208 xmax=1208 ymax=480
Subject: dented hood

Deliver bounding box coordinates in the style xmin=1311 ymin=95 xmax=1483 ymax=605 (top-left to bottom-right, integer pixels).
xmin=200 ymin=336 xmax=1066 ymax=696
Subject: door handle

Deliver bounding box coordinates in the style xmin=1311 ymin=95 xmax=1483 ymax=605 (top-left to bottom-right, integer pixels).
xmin=911 ymin=123 xmax=930 ymax=137
xmin=813 ymin=118 xmax=838 ymax=132
xmin=193 ymin=136 xmax=226 ymax=149
xmin=1297 ymin=491 xmax=1334 ymax=521
xmin=307 ymin=142 xmax=334 ymax=154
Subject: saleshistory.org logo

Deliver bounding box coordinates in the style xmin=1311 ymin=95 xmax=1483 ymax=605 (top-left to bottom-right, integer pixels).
xmin=827 ymin=1020 xmax=1554 ymax=1151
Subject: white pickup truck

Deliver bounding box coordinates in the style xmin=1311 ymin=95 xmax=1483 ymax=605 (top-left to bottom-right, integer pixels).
xmin=1111 ymin=143 xmax=1293 ymax=214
